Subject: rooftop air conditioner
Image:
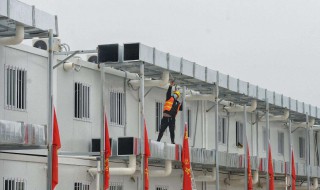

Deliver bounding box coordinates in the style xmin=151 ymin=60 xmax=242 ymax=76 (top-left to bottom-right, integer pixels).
xmin=32 ymin=38 xmax=61 ymax=52
xmin=87 ymin=54 xmax=98 ymax=64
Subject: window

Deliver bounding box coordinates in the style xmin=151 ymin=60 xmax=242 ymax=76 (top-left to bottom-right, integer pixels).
xmin=74 ymin=82 xmax=90 ymax=120
xmin=263 ymin=127 xmax=268 ymax=151
xmin=155 ymin=101 xmax=163 ymax=132
xmin=110 ymin=90 xmax=125 ymax=126
xmin=218 ymin=117 xmax=227 ymax=144
xmin=187 ymin=109 xmax=191 ymax=137
xmin=4 ymin=65 xmax=27 ymax=110
xmin=4 ymin=178 xmax=26 ymax=190
xmin=278 ymin=132 xmax=284 ymax=155
xmin=299 ymin=137 xmax=305 ymax=158
xmin=156 ymin=185 xmax=168 ymax=190
xmin=109 ymin=182 xmax=123 ymax=190
xmin=74 ymin=182 xmax=89 ymax=190
xmin=236 ymin=121 xmax=243 ymax=148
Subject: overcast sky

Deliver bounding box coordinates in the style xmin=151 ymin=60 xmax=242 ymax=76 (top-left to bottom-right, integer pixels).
xmin=22 ymin=0 xmax=320 ymax=107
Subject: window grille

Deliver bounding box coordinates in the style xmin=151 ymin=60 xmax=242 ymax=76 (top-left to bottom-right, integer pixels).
xmin=74 ymin=182 xmax=89 ymax=190
xmin=74 ymin=82 xmax=90 ymax=120
xmin=218 ymin=117 xmax=226 ymax=144
xmin=109 ymin=182 xmax=123 ymax=190
xmin=236 ymin=121 xmax=243 ymax=147
xmin=187 ymin=109 xmax=191 ymax=137
xmin=278 ymin=132 xmax=284 ymax=155
xmin=110 ymin=90 xmax=125 ymax=126
xmin=155 ymin=101 xmax=163 ymax=132
xmin=4 ymin=65 xmax=27 ymax=110
xmin=299 ymin=137 xmax=305 ymax=158
xmin=156 ymin=185 xmax=168 ymax=190
xmin=4 ymin=178 xmax=26 ymax=190
xmin=263 ymin=127 xmax=267 ymax=151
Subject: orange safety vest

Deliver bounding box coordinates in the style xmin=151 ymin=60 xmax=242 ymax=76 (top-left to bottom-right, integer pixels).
xmin=163 ymin=97 xmax=181 ymax=116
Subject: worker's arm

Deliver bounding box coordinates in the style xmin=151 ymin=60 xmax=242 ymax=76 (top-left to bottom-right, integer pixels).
xmin=179 ymin=102 xmax=183 ymax=111
xmin=166 ymin=86 xmax=172 ymax=100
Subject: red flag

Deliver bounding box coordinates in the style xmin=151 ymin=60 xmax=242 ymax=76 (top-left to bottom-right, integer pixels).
xmin=268 ymin=142 xmax=274 ymax=190
xmin=144 ymin=120 xmax=151 ymax=190
xmin=291 ymin=149 xmax=296 ymax=190
xmin=247 ymin=144 xmax=253 ymax=190
xmin=182 ymin=123 xmax=192 ymax=190
xmin=104 ymin=114 xmax=111 ymax=190
xmin=52 ymin=108 xmax=61 ymax=190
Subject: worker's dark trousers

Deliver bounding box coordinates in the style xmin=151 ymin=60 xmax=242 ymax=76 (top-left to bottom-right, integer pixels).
xmin=157 ymin=117 xmax=175 ymax=144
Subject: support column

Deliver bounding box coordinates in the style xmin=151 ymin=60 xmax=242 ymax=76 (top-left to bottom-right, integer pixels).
xmin=99 ymin=62 xmax=105 ymax=190
xmin=244 ymin=105 xmax=248 ymax=190
xmin=256 ymin=111 xmax=259 ymax=161
xmin=46 ymin=29 xmax=53 ymax=190
xmin=266 ymin=98 xmax=270 ymax=190
xmin=182 ymin=86 xmax=187 ymax=132
xmin=214 ymin=84 xmax=219 ymax=190
xmin=306 ymin=113 xmax=310 ymax=190
xmin=139 ymin=62 xmax=145 ymax=190
xmin=289 ymin=120 xmax=292 ymax=190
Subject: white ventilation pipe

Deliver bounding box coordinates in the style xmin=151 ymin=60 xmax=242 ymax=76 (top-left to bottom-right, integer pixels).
xmin=259 ymin=176 xmax=290 ymax=188
xmin=224 ymin=100 xmax=257 ymax=113
xmin=296 ymin=178 xmax=318 ymax=190
xmin=224 ymin=170 xmax=259 ymax=185
xmin=63 ymin=62 xmax=75 ymax=71
xmin=103 ymin=67 xmax=139 ymax=80
xmin=88 ymin=155 xmax=136 ymax=176
xmin=294 ymin=118 xmax=315 ymax=129
xmin=195 ymin=167 xmax=216 ymax=182
xmin=129 ymin=71 xmax=169 ymax=87
xmin=260 ymin=109 xmax=290 ymax=122
xmin=186 ymin=94 xmax=217 ymax=101
xmin=149 ymin=160 xmax=172 ymax=177
xmin=0 ymin=24 xmax=24 ymax=45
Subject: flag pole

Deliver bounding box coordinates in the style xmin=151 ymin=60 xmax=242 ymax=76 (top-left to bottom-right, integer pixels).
xmin=46 ymin=29 xmax=53 ymax=190
xmin=289 ymin=119 xmax=292 ymax=190
xmin=266 ymin=98 xmax=270 ymax=190
xmin=139 ymin=62 xmax=145 ymax=190
xmin=99 ymin=60 xmax=105 ymax=190
xmin=214 ymin=83 xmax=219 ymax=190
xmin=244 ymin=105 xmax=248 ymax=190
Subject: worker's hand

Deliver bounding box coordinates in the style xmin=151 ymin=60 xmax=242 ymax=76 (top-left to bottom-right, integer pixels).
xmin=170 ymin=81 xmax=175 ymax=86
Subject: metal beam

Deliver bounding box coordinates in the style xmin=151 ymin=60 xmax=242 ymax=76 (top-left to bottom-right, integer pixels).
xmin=139 ymin=62 xmax=145 ymax=190
xmin=100 ymin=62 xmax=105 ymax=190
xmin=214 ymin=84 xmax=219 ymax=190
xmin=54 ymin=50 xmax=97 ymax=55
xmin=244 ymin=105 xmax=248 ymax=190
xmin=306 ymin=113 xmax=310 ymax=190
xmin=53 ymin=51 xmax=79 ymax=69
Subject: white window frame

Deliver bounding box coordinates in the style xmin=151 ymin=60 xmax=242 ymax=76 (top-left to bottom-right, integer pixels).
xmin=74 ymin=181 xmax=90 ymax=190
xmin=278 ymin=131 xmax=284 ymax=155
xmin=3 ymin=177 xmax=26 ymax=190
xmin=155 ymin=101 xmax=163 ymax=133
xmin=218 ymin=117 xmax=227 ymax=144
xmin=109 ymin=90 xmax=125 ymax=127
xmin=109 ymin=182 xmax=123 ymax=190
xmin=4 ymin=65 xmax=27 ymax=111
xmin=74 ymin=82 xmax=91 ymax=121
xmin=156 ymin=185 xmax=169 ymax=190
xmin=236 ymin=121 xmax=244 ymax=148
xmin=299 ymin=137 xmax=305 ymax=159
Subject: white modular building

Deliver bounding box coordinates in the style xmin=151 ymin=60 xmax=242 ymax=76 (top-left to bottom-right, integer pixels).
xmin=1 ymin=0 xmax=320 ymax=190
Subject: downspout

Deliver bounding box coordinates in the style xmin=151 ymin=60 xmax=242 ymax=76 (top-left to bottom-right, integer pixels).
xmin=224 ymin=100 xmax=257 ymax=113
xmin=129 ymin=71 xmax=169 ymax=87
xmin=260 ymin=109 xmax=290 ymax=122
xmin=88 ymin=160 xmax=100 ymax=190
xmin=88 ymin=155 xmax=137 ymax=176
xmin=0 ymin=24 xmax=24 ymax=45
xmin=149 ymin=160 xmax=172 ymax=177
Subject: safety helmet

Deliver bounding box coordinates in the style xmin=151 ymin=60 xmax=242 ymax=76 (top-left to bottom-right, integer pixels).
xmin=173 ymin=90 xmax=180 ymax=98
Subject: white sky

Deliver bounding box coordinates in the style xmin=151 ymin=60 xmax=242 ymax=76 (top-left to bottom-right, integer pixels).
xmin=22 ymin=0 xmax=320 ymax=106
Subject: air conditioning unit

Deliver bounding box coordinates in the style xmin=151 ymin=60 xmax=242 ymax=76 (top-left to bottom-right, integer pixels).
xmin=87 ymin=54 xmax=98 ymax=64
xmin=32 ymin=38 xmax=61 ymax=52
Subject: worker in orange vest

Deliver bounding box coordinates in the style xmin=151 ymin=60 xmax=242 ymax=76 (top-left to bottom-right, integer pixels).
xmin=157 ymin=81 xmax=183 ymax=144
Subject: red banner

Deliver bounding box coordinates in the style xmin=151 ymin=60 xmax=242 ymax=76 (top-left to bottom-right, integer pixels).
xmin=247 ymin=144 xmax=253 ymax=190
xmin=182 ymin=124 xmax=192 ymax=190
xmin=268 ymin=143 xmax=274 ymax=190
xmin=144 ymin=120 xmax=151 ymax=190
xmin=291 ymin=149 xmax=296 ymax=190
xmin=52 ymin=108 xmax=61 ymax=190
xmin=104 ymin=114 xmax=111 ymax=190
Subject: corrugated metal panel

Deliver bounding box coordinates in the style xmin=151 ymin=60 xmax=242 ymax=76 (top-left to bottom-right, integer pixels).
xmin=194 ymin=64 xmax=206 ymax=81
xmin=149 ymin=140 xmax=165 ymax=159
xmin=0 ymin=0 xmax=7 ymax=16
xmin=290 ymin=98 xmax=297 ymax=111
xmin=0 ymin=120 xmax=23 ymax=144
xmin=219 ymin=151 xmax=228 ymax=166
xmin=34 ymin=8 xmax=57 ymax=35
xmin=226 ymin=153 xmax=240 ymax=168
xmin=282 ymin=96 xmax=290 ymax=109
xmin=190 ymin=148 xmax=203 ymax=164
xmin=266 ymin=90 xmax=274 ymax=104
xmin=297 ymin=101 xmax=304 ymax=113
xmin=228 ymin=76 xmax=237 ymax=92
xmin=168 ymin=54 xmax=181 ymax=73
xmin=257 ymin=87 xmax=266 ymax=101
xmin=165 ymin=143 xmax=180 ymax=161
xmin=248 ymin=84 xmax=257 ymax=98
xmin=310 ymin=106 xmax=317 ymax=118
xmin=250 ymin=156 xmax=258 ymax=170
xmin=218 ymin=73 xmax=228 ymax=89
xmin=154 ymin=49 xmax=167 ymax=69
xmin=203 ymin=149 xmax=215 ymax=164
xmin=311 ymin=166 xmax=318 ymax=177
xmin=238 ymin=80 xmax=248 ymax=95
xmin=181 ymin=59 xmax=193 ymax=77
xmin=317 ymin=108 xmax=320 ymax=118
xmin=304 ymin=103 xmax=310 ymax=115
xmin=274 ymin=93 xmax=282 ymax=107
xmin=206 ymin=69 xmax=217 ymax=84
xmin=139 ymin=44 xmax=154 ymax=64
xmin=9 ymin=0 xmax=33 ymax=26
